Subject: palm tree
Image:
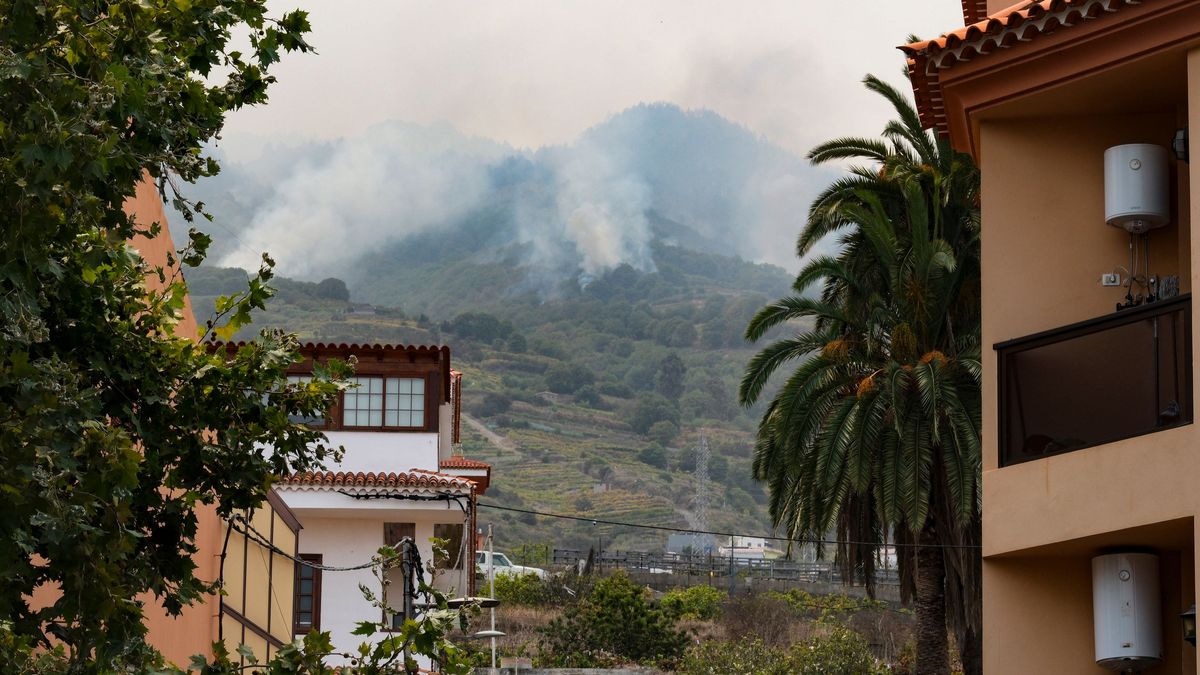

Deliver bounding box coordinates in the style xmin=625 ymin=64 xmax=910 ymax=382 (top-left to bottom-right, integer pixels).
xmin=740 ymin=76 xmax=981 ymax=675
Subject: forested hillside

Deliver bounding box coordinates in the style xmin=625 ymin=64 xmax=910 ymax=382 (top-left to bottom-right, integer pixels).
xmin=188 ymin=241 xmax=803 ymax=553
xmin=178 ymin=102 xmax=824 ymax=553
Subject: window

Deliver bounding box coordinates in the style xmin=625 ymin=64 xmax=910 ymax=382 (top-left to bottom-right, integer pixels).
xmin=343 ymin=376 xmax=425 ymax=429
xmin=286 ymin=375 xmax=325 ymax=426
xmin=384 ymin=522 xmax=415 ymax=547
xmin=294 ymin=554 xmax=322 ymax=634
xmin=433 ymin=523 xmax=465 ymax=569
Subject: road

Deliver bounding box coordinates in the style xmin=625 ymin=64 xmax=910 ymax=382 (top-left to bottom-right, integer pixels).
xmin=462 ymin=413 xmax=516 ymax=451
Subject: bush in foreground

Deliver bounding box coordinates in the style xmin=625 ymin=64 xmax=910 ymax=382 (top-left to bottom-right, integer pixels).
xmin=538 ymin=572 xmax=688 ymax=668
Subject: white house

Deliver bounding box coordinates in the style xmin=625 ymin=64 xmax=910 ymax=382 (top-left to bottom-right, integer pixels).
xmin=238 ymin=342 xmax=491 ymax=666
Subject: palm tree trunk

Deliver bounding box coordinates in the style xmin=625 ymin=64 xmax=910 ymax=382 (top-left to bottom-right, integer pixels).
xmin=959 ymin=622 xmax=982 ymax=675
xmin=915 ymin=519 xmax=950 ymax=675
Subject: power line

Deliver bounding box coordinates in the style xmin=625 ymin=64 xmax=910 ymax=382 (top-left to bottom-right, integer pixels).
xmin=476 ymin=502 xmax=981 ymax=550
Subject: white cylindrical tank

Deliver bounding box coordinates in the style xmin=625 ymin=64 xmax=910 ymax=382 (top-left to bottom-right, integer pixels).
xmin=1093 ymin=552 xmax=1163 ymax=671
xmin=1105 ymin=144 xmax=1170 ymax=233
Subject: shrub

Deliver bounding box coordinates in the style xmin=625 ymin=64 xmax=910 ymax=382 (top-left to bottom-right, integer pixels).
xmin=638 ymin=443 xmax=667 ymax=469
xmin=722 ymin=593 xmax=795 ymax=647
xmin=647 ymin=419 xmax=680 ymax=445
xmin=538 ymin=572 xmax=688 ymax=668
xmin=679 ymin=639 xmax=791 ymax=675
xmin=661 ymin=585 xmax=726 ymax=621
xmin=492 ymin=572 xmax=550 ymax=606
xmin=789 ymin=625 xmax=882 ymax=675
xmin=573 ymin=384 xmax=602 ymax=407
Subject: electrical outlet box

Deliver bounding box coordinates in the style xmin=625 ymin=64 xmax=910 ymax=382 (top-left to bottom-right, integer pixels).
xmin=1101 ymin=273 xmax=1121 ymax=286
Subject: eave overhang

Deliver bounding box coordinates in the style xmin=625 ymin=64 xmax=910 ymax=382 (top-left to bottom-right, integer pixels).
xmin=901 ymin=0 xmax=1200 ymax=158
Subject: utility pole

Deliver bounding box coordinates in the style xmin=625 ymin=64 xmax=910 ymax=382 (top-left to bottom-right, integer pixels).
xmin=488 ymin=524 xmax=497 ymax=671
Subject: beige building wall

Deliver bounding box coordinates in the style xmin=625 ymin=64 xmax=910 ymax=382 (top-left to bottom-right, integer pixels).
xmin=221 ymin=497 xmax=300 ymax=667
xmin=974 ymin=47 xmax=1200 ymax=675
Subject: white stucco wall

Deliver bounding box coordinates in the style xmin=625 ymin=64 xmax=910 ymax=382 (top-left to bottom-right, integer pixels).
xmin=295 ymin=511 xmax=473 ymax=667
xmin=321 ymin=430 xmax=439 ymax=474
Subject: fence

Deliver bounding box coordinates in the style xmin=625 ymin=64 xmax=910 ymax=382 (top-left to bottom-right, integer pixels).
xmin=548 ymin=548 xmax=901 ymax=595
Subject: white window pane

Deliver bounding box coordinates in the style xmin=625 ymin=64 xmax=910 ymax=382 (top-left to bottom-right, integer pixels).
xmin=390 ymin=378 xmax=411 ymax=394
xmin=412 ymin=378 xmax=424 ymax=394
xmin=410 ymin=395 xmax=424 ymax=413
xmin=344 ymin=411 xmax=358 ymax=426
xmin=369 ymin=393 xmax=383 ymax=412
xmin=372 ymin=377 xmax=384 ymax=393
xmin=385 ymin=393 xmax=399 ymax=410
xmin=369 ymin=410 xmax=382 ymax=426
xmin=385 ymin=410 xmax=398 ymax=426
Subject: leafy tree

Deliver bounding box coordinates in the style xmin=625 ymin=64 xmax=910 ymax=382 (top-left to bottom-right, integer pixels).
xmin=545 ymin=362 xmax=596 ymax=395
xmin=647 ymin=420 xmax=680 ymax=446
xmin=314 ymin=277 xmax=351 ymax=301
xmin=507 ymin=333 xmax=528 ymax=353
xmin=573 ymin=384 xmax=602 ymax=407
xmin=655 ymin=352 xmax=687 ymax=401
xmin=629 ymin=392 xmax=680 ymax=435
xmin=638 ymin=443 xmax=668 ymax=469
xmin=0 ymin=0 xmax=380 ymax=668
xmin=740 ymin=75 xmax=981 ymax=675
xmin=443 ymin=312 xmax=514 ymax=343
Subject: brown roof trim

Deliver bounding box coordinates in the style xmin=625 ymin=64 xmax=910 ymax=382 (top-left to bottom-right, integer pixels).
xmin=211 ymin=341 xmax=453 ymax=403
xmin=266 ymin=488 xmax=302 ymax=533
xmin=962 ymin=0 xmax=991 ymax=24
xmin=450 ymin=371 xmax=463 ymax=445
xmin=901 ymin=0 xmax=1145 ymax=136
xmin=221 ymin=604 xmax=285 ymax=650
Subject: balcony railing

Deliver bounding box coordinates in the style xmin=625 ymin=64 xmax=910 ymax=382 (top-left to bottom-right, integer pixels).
xmin=996 ymin=294 xmax=1192 ymax=467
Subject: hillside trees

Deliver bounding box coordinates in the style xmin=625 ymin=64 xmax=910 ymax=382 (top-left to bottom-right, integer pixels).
xmin=656 ymin=353 xmax=687 ymax=401
xmin=741 ymin=75 xmax=981 ymax=675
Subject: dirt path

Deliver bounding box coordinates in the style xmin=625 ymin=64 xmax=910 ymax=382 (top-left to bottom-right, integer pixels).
xmin=462 ymin=413 xmax=516 ymax=451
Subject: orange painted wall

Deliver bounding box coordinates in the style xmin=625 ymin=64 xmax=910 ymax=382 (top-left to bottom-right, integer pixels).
xmin=974 ymin=48 xmax=1200 ymax=675
xmin=124 ymin=176 xmax=222 ymax=665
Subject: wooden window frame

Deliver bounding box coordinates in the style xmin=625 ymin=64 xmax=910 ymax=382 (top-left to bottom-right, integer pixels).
xmin=294 ymin=554 xmax=322 ymax=635
xmin=340 ymin=374 xmax=432 ymax=432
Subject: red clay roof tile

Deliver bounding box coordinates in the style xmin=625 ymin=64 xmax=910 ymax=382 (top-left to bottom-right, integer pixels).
xmin=439 ymin=456 xmax=492 ymax=470
xmin=902 ymin=0 xmax=1144 ymax=135
xmin=278 ymin=470 xmax=474 ymax=491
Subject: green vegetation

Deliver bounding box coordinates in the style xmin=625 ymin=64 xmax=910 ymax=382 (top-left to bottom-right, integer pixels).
xmin=680 ymin=630 xmax=884 ymax=675
xmin=660 ymin=585 xmax=726 ymax=621
xmin=185 ymin=229 xmax=795 ymax=551
xmin=537 ymin=572 xmax=689 ymax=669
xmin=741 ymin=75 xmax=982 ymax=675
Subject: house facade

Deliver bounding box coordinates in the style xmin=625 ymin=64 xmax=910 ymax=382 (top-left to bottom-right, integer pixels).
xmin=264 ymin=343 xmax=490 ymax=665
xmin=905 ymin=1 xmax=1200 ymax=672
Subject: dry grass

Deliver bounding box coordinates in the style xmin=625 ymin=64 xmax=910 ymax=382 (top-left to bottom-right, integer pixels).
xmin=452 ymin=587 xmax=916 ymax=670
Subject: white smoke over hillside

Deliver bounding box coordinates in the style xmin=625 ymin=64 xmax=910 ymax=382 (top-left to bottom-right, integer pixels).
xmin=204 ymin=104 xmax=833 ymax=282
xmin=219 ymin=123 xmax=508 ymax=277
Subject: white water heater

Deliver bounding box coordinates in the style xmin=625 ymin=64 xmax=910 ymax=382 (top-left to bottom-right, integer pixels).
xmin=1093 ymin=552 xmax=1163 ymax=672
xmin=1105 ymin=144 xmax=1170 ymax=233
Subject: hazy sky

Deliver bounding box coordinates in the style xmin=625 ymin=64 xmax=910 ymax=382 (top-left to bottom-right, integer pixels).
xmin=221 ymin=1 xmax=960 ymax=158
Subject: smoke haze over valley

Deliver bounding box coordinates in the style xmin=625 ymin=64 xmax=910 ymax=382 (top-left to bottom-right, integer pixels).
xmin=189 ymin=104 xmax=835 ymax=296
